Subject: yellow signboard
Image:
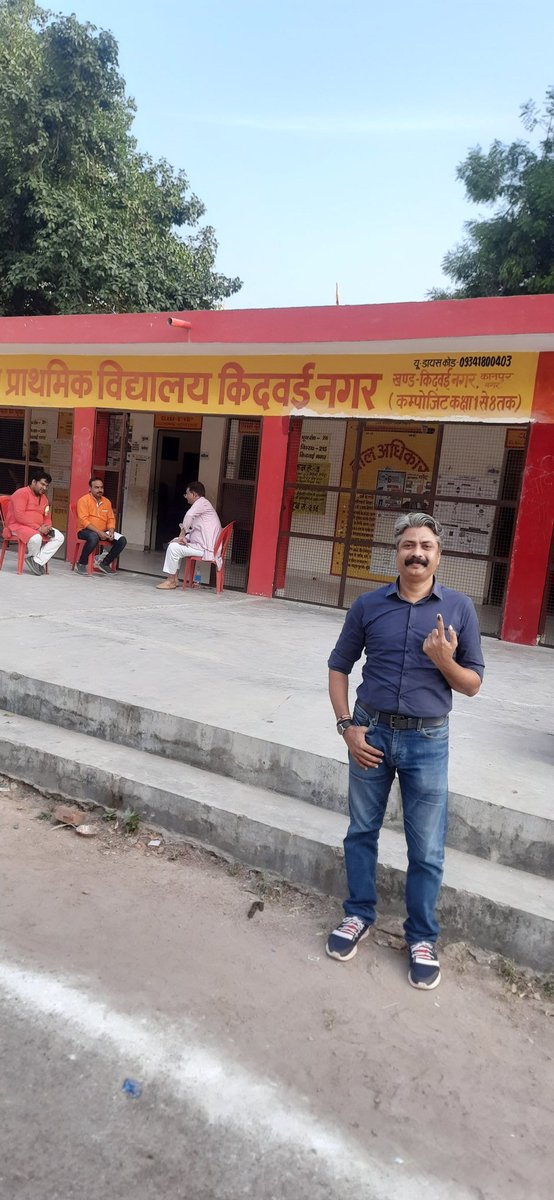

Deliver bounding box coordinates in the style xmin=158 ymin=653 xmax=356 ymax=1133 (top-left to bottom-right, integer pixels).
xmin=0 ymin=352 xmax=538 ymax=421
xmin=331 ymin=423 xmax=440 ymax=580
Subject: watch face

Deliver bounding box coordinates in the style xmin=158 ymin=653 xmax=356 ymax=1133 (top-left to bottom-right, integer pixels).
xmin=337 ymin=719 xmax=352 ymax=734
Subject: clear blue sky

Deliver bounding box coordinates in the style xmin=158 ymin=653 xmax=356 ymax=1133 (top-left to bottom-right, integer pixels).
xmin=53 ymin=0 xmax=553 ymax=309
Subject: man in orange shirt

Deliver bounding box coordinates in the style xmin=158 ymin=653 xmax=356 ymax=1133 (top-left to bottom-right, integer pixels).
xmin=6 ymin=470 xmax=65 ymax=575
xmin=75 ymin=477 xmax=127 ymax=575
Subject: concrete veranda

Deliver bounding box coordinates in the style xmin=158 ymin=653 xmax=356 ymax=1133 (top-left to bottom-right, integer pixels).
xmin=0 ymin=549 xmax=551 ymax=825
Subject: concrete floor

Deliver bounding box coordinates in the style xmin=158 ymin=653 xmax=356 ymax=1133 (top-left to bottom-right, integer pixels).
xmin=0 ymin=783 xmax=551 ymax=1200
xmin=0 ymin=550 xmax=551 ymax=823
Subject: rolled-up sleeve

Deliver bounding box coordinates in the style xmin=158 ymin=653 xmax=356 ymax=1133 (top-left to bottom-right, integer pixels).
xmin=328 ymin=598 xmax=366 ymax=675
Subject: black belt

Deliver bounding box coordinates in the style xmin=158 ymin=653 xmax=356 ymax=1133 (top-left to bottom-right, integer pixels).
xmin=359 ymin=704 xmax=447 ymax=730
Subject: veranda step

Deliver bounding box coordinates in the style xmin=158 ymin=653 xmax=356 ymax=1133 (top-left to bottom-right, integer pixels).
xmin=0 ymin=709 xmax=551 ymax=971
xmin=0 ymin=669 xmax=551 ymax=878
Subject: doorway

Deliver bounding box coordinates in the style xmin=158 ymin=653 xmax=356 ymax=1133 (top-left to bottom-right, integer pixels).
xmin=151 ymin=429 xmax=201 ymax=550
xmin=217 ymin=417 xmax=261 ymax=588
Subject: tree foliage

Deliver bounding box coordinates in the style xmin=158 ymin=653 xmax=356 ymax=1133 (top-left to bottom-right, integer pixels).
xmin=430 ymin=87 xmax=554 ymax=299
xmin=0 ymin=0 xmax=241 ymax=315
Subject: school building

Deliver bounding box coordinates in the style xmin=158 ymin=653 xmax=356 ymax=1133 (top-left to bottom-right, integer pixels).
xmin=1 ymin=295 xmax=553 ymax=646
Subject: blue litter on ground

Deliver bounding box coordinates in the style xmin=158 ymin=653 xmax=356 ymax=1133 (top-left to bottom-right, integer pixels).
xmin=122 ymin=1078 xmax=143 ymax=1098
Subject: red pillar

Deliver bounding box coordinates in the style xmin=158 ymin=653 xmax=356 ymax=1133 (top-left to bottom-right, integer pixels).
xmin=274 ymin=418 xmax=302 ymax=590
xmin=247 ymin=416 xmax=290 ymax=597
xmin=67 ymin=408 xmax=96 ymax=559
xmin=501 ymin=422 xmax=554 ymax=644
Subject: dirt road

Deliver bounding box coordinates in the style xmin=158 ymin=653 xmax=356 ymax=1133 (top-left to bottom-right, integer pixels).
xmin=0 ymin=780 xmax=551 ymax=1199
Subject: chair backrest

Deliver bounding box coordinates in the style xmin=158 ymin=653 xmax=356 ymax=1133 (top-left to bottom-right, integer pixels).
xmin=0 ymin=494 xmax=11 ymax=534
xmin=70 ymin=502 xmax=77 ymax=517
xmin=213 ymin=521 xmax=234 ymax=560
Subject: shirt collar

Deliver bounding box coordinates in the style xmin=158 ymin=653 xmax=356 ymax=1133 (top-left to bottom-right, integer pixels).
xmin=386 ymin=576 xmax=443 ymax=600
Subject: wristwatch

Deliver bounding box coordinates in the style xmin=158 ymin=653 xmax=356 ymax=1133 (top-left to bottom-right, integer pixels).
xmin=336 ymin=717 xmax=354 ymax=736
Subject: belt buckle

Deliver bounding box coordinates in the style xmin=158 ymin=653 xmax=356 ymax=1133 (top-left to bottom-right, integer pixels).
xmin=390 ymin=714 xmax=405 ymax=730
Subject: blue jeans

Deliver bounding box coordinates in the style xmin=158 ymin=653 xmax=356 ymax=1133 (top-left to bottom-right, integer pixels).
xmin=344 ymin=701 xmax=449 ymax=944
xmin=78 ymin=529 xmax=127 ymax=567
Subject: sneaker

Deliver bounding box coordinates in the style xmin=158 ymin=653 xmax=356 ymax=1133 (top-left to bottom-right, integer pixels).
xmin=95 ymin=563 xmax=111 ymax=574
xmin=326 ymin=915 xmax=370 ymax=962
xmin=25 ymin=555 xmax=42 ymax=576
xmin=408 ymin=941 xmax=441 ymax=990
xmin=76 ymin=563 xmax=90 ymax=575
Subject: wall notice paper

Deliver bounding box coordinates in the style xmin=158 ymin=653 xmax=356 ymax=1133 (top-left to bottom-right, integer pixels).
xmin=293 ymin=428 xmax=332 ymax=517
xmin=331 ymin=423 xmax=439 ymax=580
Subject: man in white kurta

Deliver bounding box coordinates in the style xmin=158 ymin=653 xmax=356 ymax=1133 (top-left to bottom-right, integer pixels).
xmin=156 ymin=483 xmax=222 ymax=591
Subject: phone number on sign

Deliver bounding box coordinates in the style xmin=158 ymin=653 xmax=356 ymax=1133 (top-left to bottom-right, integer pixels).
xmin=458 ymin=355 xmax=512 ymax=367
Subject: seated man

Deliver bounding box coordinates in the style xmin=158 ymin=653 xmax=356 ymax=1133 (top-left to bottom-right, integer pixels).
xmin=6 ymin=470 xmax=65 ymax=575
xmin=76 ymin=477 xmax=127 ymax=575
xmin=157 ymin=481 xmax=222 ymax=591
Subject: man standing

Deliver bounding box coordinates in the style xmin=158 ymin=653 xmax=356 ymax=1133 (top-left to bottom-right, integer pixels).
xmin=6 ymin=471 xmax=64 ymax=575
xmin=157 ymin=482 xmax=222 ymax=591
xmin=326 ymin=512 xmax=484 ymax=990
xmin=76 ymin=477 xmax=127 ymax=575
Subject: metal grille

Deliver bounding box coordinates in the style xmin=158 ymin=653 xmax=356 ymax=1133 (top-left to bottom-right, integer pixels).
xmin=538 ymin=527 xmax=554 ymax=647
xmin=275 ymin=418 xmax=528 ymax=637
xmin=218 ymin=418 xmax=261 ymax=589
xmin=0 ymin=412 xmax=26 ymax=495
xmin=0 ymin=409 xmax=73 ymax=544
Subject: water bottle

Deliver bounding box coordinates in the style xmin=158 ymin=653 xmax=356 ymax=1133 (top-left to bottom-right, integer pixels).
xmin=193 ymin=568 xmax=202 ymax=588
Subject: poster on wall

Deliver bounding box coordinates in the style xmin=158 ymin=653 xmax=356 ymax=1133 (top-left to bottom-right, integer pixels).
xmin=293 ymin=429 xmax=331 ymax=517
xmin=331 ymin=423 xmax=439 ymax=580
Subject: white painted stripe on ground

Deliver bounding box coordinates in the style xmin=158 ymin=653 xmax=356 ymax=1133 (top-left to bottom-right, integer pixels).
xmin=0 ymin=956 xmax=470 ymax=1200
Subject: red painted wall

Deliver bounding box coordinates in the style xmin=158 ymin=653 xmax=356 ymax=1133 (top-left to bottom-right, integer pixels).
xmin=531 ymin=350 xmax=554 ymax=423
xmin=67 ymin=409 xmax=96 ymax=557
xmin=501 ymin=420 xmax=554 ymax=643
xmin=1 ymin=294 xmax=553 ymax=348
xmin=247 ymin=417 xmax=290 ymax=597
xmin=274 ymin=420 xmax=302 ymax=591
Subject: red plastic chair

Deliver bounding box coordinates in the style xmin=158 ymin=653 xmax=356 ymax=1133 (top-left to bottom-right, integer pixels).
xmin=0 ymin=493 xmax=50 ymax=575
xmin=70 ymin=502 xmax=117 ymax=574
xmin=181 ymin=522 xmax=235 ymax=594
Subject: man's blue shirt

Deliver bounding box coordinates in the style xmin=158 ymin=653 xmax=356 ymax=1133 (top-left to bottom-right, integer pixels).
xmin=328 ymin=579 xmax=485 ymax=717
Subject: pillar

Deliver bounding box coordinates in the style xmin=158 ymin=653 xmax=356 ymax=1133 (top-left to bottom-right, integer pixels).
xmin=247 ymin=416 xmax=290 ymax=597
xmin=67 ymin=408 xmax=96 ymax=558
xmin=274 ymin=419 xmax=302 ymax=590
xmin=501 ymin=422 xmax=554 ymax=643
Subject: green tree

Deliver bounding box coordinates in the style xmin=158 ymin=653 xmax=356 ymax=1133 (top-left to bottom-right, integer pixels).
xmin=430 ymin=87 xmax=554 ymax=299
xmin=0 ymin=0 xmax=241 ymax=315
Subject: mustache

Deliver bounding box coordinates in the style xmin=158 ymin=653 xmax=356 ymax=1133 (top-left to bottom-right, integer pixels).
xmin=405 ymin=556 xmax=428 ymax=566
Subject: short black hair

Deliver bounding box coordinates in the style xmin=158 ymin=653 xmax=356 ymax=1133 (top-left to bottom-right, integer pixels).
xmin=29 ymin=469 xmax=52 ymax=485
xmin=187 ymin=481 xmax=205 ymax=497
xmin=89 ymin=476 xmax=104 ymax=488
